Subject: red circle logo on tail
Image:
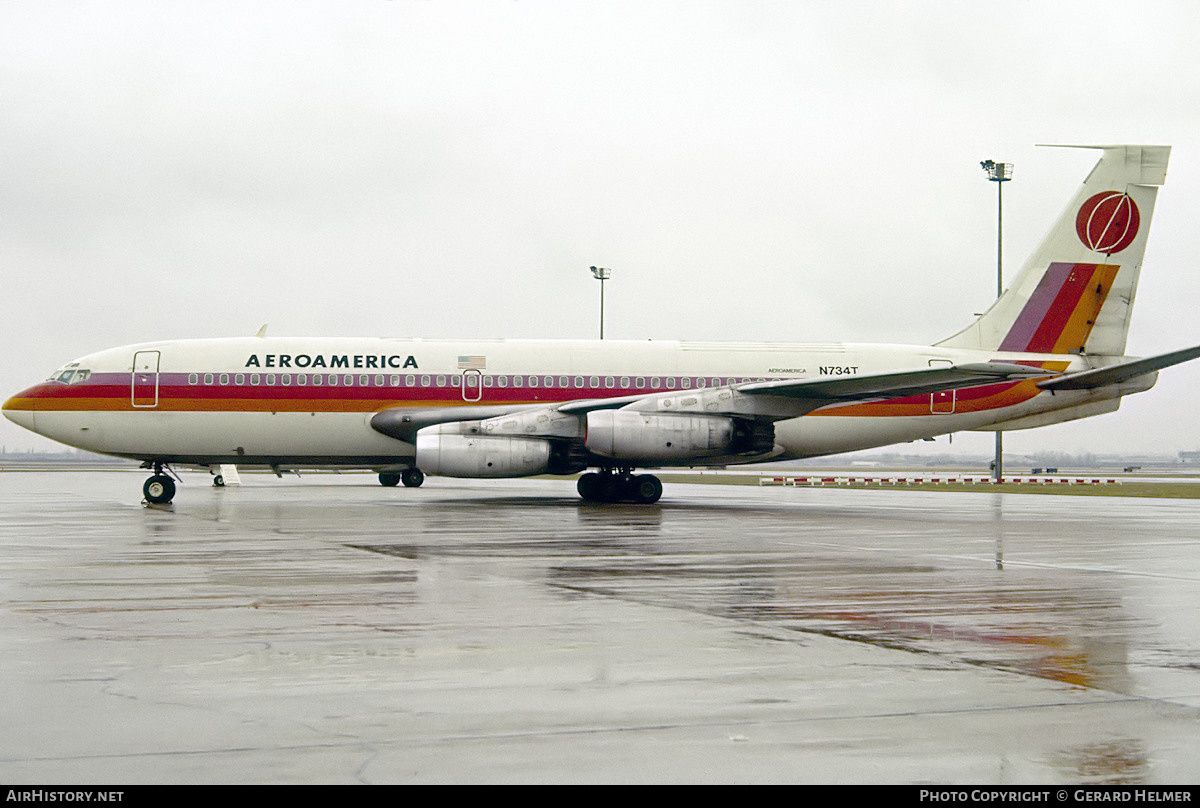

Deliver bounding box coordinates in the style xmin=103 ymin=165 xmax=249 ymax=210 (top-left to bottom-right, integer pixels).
xmin=1076 ymin=191 xmax=1140 ymax=253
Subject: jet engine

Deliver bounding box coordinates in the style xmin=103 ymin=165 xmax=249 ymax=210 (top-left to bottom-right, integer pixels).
xmin=584 ymin=411 xmax=774 ymax=462
xmin=416 ymin=429 xmax=552 ymax=478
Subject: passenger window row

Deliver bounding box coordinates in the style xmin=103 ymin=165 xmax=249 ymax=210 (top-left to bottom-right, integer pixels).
xmin=183 ymin=373 xmax=767 ymax=389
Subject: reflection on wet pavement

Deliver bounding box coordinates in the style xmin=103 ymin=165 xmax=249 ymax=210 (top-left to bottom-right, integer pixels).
xmin=3 ymin=471 xmax=1199 ymax=783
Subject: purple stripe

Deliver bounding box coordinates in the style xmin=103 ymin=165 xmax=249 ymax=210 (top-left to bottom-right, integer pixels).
xmin=998 ymin=263 xmax=1073 ymax=352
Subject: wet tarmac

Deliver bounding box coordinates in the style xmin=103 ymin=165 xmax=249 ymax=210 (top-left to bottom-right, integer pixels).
xmin=2 ymin=470 xmax=1199 ymax=784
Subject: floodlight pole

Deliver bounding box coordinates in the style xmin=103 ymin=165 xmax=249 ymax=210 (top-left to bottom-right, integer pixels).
xmin=590 ymin=266 xmax=611 ymax=339
xmin=981 ymin=160 xmax=1012 ymax=482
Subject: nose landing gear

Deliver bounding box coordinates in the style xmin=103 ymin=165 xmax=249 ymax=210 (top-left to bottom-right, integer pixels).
xmin=142 ymin=462 xmax=177 ymax=504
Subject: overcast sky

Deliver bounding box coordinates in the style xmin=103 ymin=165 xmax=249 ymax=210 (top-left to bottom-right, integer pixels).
xmin=4 ymin=0 xmax=1200 ymax=460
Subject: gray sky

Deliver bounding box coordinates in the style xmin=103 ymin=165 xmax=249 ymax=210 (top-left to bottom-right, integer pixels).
xmin=4 ymin=0 xmax=1200 ymax=459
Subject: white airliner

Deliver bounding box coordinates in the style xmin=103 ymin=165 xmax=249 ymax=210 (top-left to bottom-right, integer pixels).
xmin=6 ymin=144 xmax=1200 ymax=505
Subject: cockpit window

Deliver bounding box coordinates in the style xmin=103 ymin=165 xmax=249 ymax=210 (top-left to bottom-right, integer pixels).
xmin=48 ymin=368 xmax=91 ymax=384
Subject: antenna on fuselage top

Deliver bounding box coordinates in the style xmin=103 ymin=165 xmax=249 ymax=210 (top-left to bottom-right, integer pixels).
xmin=255 ymin=324 xmax=269 ymax=338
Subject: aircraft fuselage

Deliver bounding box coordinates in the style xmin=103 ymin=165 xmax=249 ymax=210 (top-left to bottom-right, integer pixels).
xmin=4 ymin=335 xmax=1138 ymax=469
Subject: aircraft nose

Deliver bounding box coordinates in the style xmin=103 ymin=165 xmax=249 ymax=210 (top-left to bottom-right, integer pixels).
xmin=2 ymin=391 xmax=37 ymax=432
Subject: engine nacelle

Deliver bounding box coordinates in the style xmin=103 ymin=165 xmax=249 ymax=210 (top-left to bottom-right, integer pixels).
xmin=416 ymin=429 xmax=551 ymax=478
xmin=585 ymin=411 xmax=743 ymax=462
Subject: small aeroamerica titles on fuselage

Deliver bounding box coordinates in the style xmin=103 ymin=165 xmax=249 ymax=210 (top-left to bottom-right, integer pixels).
xmin=243 ymin=353 xmax=420 ymax=370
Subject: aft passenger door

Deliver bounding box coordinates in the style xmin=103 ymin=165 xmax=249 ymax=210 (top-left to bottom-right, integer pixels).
xmin=131 ymin=350 xmax=160 ymax=408
xmin=929 ymin=359 xmax=955 ymax=413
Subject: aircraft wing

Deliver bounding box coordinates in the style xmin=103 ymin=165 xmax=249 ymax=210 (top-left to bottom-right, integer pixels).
xmin=371 ymin=362 xmax=1053 ymax=444
xmin=602 ymin=361 xmax=1054 ymax=421
xmin=1036 ymin=344 xmax=1200 ymax=391
xmin=732 ymin=362 xmax=1050 ymax=403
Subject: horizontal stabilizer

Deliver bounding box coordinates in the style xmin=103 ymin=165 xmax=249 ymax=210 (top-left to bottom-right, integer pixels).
xmin=1037 ymin=344 xmax=1200 ymax=391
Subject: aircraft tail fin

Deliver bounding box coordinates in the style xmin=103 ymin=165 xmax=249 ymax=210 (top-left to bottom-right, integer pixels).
xmin=937 ymin=145 xmax=1170 ymax=357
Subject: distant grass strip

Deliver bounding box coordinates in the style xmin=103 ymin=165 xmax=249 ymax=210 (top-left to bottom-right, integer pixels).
xmin=657 ymin=473 xmax=1200 ymax=498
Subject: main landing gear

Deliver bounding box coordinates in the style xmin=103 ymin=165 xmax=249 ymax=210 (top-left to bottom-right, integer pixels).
xmin=378 ymin=468 xmax=425 ymax=488
xmin=576 ymin=469 xmax=663 ymax=504
xmin=142 ymin=462 xmax=176 ymax=505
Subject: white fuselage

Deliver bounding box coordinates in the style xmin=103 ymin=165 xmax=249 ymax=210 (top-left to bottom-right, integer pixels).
xmin=4 ymin=336 xmax=1141 ymax=471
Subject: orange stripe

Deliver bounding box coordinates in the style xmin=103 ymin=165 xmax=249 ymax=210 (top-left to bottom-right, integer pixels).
xmin=1050 ymin=264 xmax=1119 ymax=353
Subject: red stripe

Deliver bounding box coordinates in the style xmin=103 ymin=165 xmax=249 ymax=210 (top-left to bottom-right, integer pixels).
xmin=1020 ymin=265 xmax=1097 ymax=353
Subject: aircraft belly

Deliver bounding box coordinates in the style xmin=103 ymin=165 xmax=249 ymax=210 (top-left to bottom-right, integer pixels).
xmin=771 ymin=414 xmax=991 ymax=458
xmin=30 ymin=411 xmax=410 ymax=460
xmin=772 ymin=387 xmax=1114 ymax=458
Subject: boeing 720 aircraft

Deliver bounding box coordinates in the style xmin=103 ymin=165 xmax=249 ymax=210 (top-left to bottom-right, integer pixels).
xmin=6 ymin=144 xmax=1200 ymax=504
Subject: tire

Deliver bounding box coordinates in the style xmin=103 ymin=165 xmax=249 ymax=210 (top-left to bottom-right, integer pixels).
xmin=400 ymin=468 xmax=425 ymax=488
xmin=631 ymin=474 xmax=663 ymax=504
xmin=143 ymin=474 xmax=176 ymax=504
xmin=379 ymin=472 xmax=401 ymax=487
xmin=577 ymin=472 xmax=602 ymax=501
xmin=599 ymin=474 xmax=626 ymax=503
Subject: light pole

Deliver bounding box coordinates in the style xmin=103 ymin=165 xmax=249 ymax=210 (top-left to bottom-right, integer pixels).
xmin=590 ymin=266 xmax=610 ymax=339
xmin=980 ymin=159 xmax=1012 ymax=482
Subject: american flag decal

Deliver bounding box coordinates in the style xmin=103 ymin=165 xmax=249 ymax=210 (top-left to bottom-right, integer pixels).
xmin=457 ymin=355 xmax=487 ymax=370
